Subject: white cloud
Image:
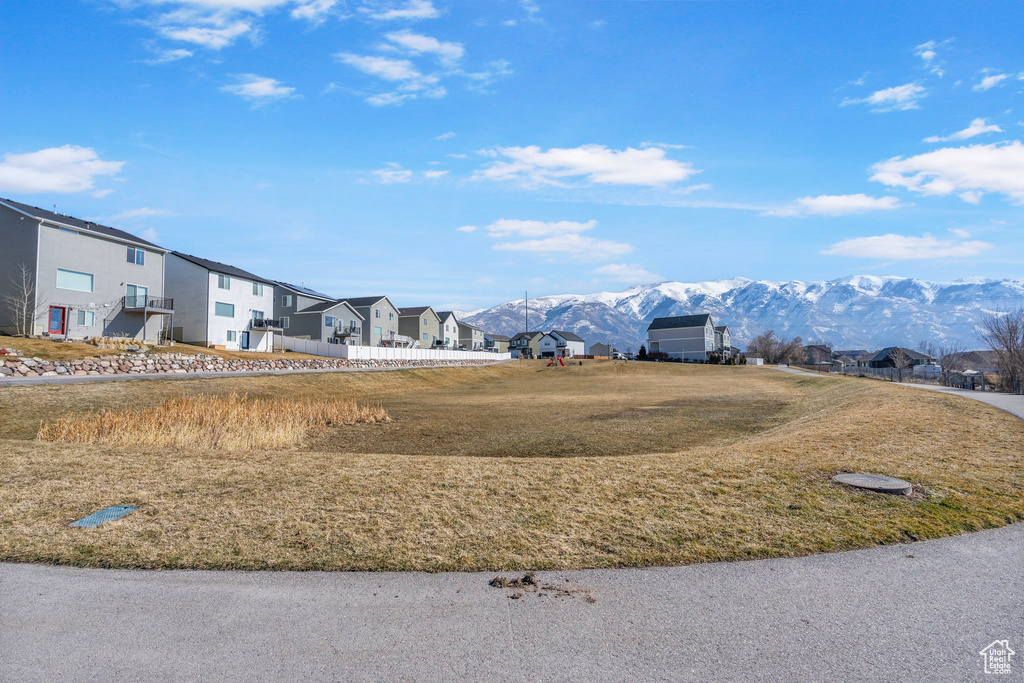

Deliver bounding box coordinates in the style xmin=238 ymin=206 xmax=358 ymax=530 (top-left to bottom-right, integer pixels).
xmin=870 ymin=141 xmax=1024 ymax=204
xmin=473 ymin=218 xmax=597 ymax=238
xmin=140 ymin=228 xmax=160 ymax=243
xmin=107 ymin=207 xmax=170 ymax=221
xmin=914 ymin=39 xmax=950 ymax=76
xmin=841 ymin=82 xmax=926 ymax=112
xmin=474 ymin=276 xmax=495 ymax=284
xmin=924 ymin=117 xmax=1003 ymax=143
xmin=823 ymin=232 xmax=992 ymax=260
xmin=145 ymin=47 xmax=194 ymax=64
xmin=461 ymin=219 xmax=632 ymax=262
xmin=456 ymin=225 xmax=477 ymax=233
xmin=372 ymin=165 xmax=414 ymax=183
xmin=423 ymin=170 xmax=448 ymax=179
xmin=639 ymin=141 xmax=690 ymax=150
xmin=435 ymin=131 xmax=455 ymax=141
xmin=589 ymin=263 xmax=663 ymax=284
xmin=0 ymin=145 xmax=124 ymax=194
xmin=362 ymin=0 xmax=439 ymax=20
xmin=290 ymin=0 xmax=337 ymax=22
xmin=221 ymin=74 xmax=297 ymax=104
xmin=336 ymin=53 xmax=425 ymax=81
xmin=384 ymin=30 xmax=463 ymax=66
xmin=474 ymin=144 xmax=699 ymax=187
xmin=762 ymin=194 xmax=904 ymax=217
xmin=159 ymin=20 xmax=253 ymax=49
xmin=974 ymin=73 xmax=1011 ymax=92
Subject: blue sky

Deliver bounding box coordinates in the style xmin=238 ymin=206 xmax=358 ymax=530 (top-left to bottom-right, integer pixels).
xmin=2 ymin=0 xmax=1023 ymax=310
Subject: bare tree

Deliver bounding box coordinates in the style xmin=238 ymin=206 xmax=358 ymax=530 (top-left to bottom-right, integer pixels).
xmin=938 ymin=340 xmax=967 ymax=374
xmin=888 ymin=347 xmax=914 ymax=382
xmin=0 ymin=263 xmax=44 ymax=337
xmin=981 ymin=308 xmax=1024 ymax=394
xmin=747 ymin=330 xmax=805 ymax=364
xmin=806 ymin=345 xmax=831 ymax=364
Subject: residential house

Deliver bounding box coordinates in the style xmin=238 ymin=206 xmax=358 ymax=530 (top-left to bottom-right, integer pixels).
xmin=588 ymin=342 xmax=618 ymax=358
xmin=508 ymin=331 xmax=543 ymax=359
xmin=715 ymin=326 xmax=733 ymax=357
xmin=338 ymin=296 xmax=404 ymax=347
xmin=539 ymin=330 xmax=586 ymax=358
xmin=858 ymin=347 xmax=938 ymax=369
xmin=436 ymin=311 xmax=460 ymax=348
xmin=646 ymin=314 xmax=718 ymax=361
xmin=458 ymin=320 xmax=485 ymax=350
xmin=0 ymin=198 xmax=173 ymax=342
xmin=484 ymin=333 xmax=510 ymax=353
xmin=166 ymin=252 xmax=279 ymax=352
xmin=942 ymin=350 xmax=1002 ymax=374
xmin=274 ymin=282 xmax=362 ymax=344
xmin=398 ymin=306 xmax=441 ymax=348
xmin=803 ymin=344 xmax=833 ymax=364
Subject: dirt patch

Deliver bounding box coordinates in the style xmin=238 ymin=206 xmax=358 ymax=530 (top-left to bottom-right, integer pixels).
xmin=489 ymin=572 xmax=597 ymax=603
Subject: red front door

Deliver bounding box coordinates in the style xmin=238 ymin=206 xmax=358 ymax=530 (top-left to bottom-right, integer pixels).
xmin=48 ymin=306 xmax=66 ymax=335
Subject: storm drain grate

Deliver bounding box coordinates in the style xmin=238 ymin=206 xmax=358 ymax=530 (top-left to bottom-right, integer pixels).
xmin=70 ymin=505 xmax=138 ymax=527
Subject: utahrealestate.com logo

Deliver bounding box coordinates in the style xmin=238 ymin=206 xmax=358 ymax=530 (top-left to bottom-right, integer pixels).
xmin=980 ymin=640 xmax=1014 ymax=675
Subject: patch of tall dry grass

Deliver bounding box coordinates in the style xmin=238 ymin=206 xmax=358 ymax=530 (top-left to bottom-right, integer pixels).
xmin=36 ymin=394 xmax=389 ymax=450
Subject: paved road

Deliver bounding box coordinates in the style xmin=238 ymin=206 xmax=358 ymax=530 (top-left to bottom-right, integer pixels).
xmin=3 ymin=524 xmax=1021 ymax=682
xmin=0 ymin=360 xmax=512 ymax=387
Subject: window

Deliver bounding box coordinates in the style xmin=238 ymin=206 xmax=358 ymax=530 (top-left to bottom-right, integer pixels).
xmin=422 ymin=333 xmax=428 ymax=341
xmin=226 ymin=330 xmax=237 ymax=342
xmin=125 ymin=284 xmax=148 ymax=307
xmin=282 ymin=295 xmax=293 ymax=307
xmin=325 ymin=316 xmax=336 ymax=327
xmin=373 ymin=326 xmax=382 ymax=336
xmin=389 ymin=312 xmax=394 ymax=321
xmin=375 ymin=309 xmax=381 ymax=319
xmin=423 ymin=318 xmax=428 ymax=326
xmin=252 ymin=282 xmax=263 ymax=296
xmin=280 ymin=316 xmax=290 ymax=329
xmin=76 ymin=310 xmax=95 ymax=326
xmin=56 ymin=268 xmax=94 ymax=293
xmin=126 ymin=246 xmax=145 ymax=265
xmin=251 ymin=310 xmax=264 ymax=320
xmin=215 ymin=302 xmax=235 ymax=317
xmin=218 ymin=274 xmax=231 ymax=289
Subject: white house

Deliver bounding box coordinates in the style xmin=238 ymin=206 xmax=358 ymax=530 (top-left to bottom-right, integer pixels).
xmin=436 ymin=310 xmax=460 ymax=348
xmin=539 ymin=330 xmax=586 ymax=358
xmin=166 ymin=252 xmax=279 ymax=352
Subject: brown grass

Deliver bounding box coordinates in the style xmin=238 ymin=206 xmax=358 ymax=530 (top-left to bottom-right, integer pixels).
xmin=0 ymin=336 xmax=324 ymax=361
xmin=1 ymin=362 xmax=1022 ymax=571
xmin=37 ymin=394 xmax=388 ymax=450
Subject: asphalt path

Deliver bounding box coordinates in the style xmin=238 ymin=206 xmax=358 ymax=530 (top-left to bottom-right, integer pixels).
xmin=1 ymin=364 xmax=1021 ymax=681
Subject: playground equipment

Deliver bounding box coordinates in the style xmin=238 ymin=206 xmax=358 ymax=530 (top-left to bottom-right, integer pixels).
xmin=546 ymin=356 xmax=566 ymax=367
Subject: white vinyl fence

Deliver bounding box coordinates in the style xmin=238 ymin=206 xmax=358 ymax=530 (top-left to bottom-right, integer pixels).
xmin=282 ymin=336 xmax=510 ymax=362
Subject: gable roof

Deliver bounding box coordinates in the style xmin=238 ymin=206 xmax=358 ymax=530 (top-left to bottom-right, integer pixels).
xmin=509 ymin=331 xmax=543 ymax=342
xmin=870 ymin=347 xmax=935 ymax=362
xmin=458 ymin=321 xmax=484 ymax=332
xmin=171 ymin=252 xmax=276 ymax=286
xmin=274 ymin=281 xmax=333 ymax=301
xmin=339 ymin=295 xmax=395 ymax=310
xmin=1 ymin=197 xmax=165 ymax=250
xmin=436 ymin=310 xmax=459 ymax=321
xmin=550 ymin=329 xmax=584 ymax=342
xmin=294 ymin=299 xmax=363 ymax=319
xmin=485 ymin=333 xmax=510 ymax=341
xmin=398 ymin=306 xmax=436 ymax=317
xmin=648 ymin=314 xmax=713 ymax=331
xmin=715 ymin=325 xmax=730 ymax=333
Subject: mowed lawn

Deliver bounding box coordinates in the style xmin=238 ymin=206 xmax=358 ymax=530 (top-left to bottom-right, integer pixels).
xmin=1 ymin=360 xmax=1022 ymax=571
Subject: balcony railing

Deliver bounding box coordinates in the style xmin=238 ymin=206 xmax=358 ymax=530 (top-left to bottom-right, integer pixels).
xmin=250 ymin=318 xmax=283 ymax=330
xmin=123 ymin=296 xmax=174 ymax=311
xmin=333 ymin=324 xmax=361 ymax=337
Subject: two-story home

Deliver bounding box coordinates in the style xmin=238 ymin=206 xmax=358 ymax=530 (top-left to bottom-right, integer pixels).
xmin=458 ymin=320 xmax=485 ymax=350
xmin=588 ymin=342 xmax=619 ymax=358
xmin=166 ymin=252 xmax=279 ymax=352
xmin=539 ymin=330 xmax=585 ymax=358
xmin=0 ymin=198 xmax=173 ymax=342
xmin=715 ymin=326 xmax=732 ymax=358
xmin=274 ymin=282 xmax=363 ymax=345
xmin=338 ymin=295 xmax=405 ymax=347
xmin=436 ymin=311 xmax=460 ymax=348
xmin=646 ymin=314 xmax=717 ymax=361
xmin=484 ymin=333 xmax=510 ymax=353
xmin=507 ymin=331 xmax=543 ymax=359
xmin=398 ymin=306 xmax=442 ymax=348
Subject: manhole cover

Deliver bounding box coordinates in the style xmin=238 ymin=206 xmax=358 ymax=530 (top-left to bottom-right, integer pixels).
xmin=833 ymin=473 xmax=912 ymax=496
xmin=70 ymin=505 xmax=138 ymax=527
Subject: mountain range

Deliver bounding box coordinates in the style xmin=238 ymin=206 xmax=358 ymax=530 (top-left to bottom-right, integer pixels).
xmin=460 ymin=276 xmax=1024 ymax=352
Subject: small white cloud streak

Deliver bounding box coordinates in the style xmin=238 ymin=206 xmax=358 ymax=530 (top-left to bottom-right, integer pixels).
xmin=762 ymin=194 xmax=903 ymax=217
xmin=220 ymin=74 xmax=296 ymax=104
xmin=924 ymin=118 xmax=1003 ymax=143
xmin=0 ymin=145 xmax=123 ymax=194
xmin=871 ymin=141 xmax=1024 ymax=204
xmin=823 ymin=232 xmax=992 ymax=260
xmin=841 ymin=82 xmax=926 ymax=112
xmin=974 ymin=73 xmax=1010 ymax=91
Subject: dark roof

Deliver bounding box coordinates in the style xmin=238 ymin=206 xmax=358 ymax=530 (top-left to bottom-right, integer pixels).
xmin=870 ymin=347 xmax=936 ymax=362
xmin=1 ymin=197 xmax=165 ymax=249
xmin=509 ymin=331 xmax=543 ymax=341
xmin=294 ymin=300 xmax=361 ymax=317
xmin=171 ymin=252 xmax=276 ymax=286
xmin=436 ymin=310 xmax=458 ymax=320
xmin=398 ymin=306 xmax=434 ymax=316
xmin=551 ymin=329 xmax=584 ymax=342
xmin=714 ymin=325 xmax=730 ymax=332
xmin=485 ymin=333 xmax=510 ymax=341
xmin=804 ymin=344 xmax=831 ymax=352
xmin=339 ymin=296 xmax=392 ymax=309
xmin=647 ymin=314 xmax=712 ymax=331
xmin=458 ymin=321 xmax=484 ymax=332
xmin=274 ymin=281 xmax=333 ymax=300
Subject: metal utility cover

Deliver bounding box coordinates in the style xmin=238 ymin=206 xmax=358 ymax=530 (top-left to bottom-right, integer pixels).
xmin=833 ymin=473 xmax=913 ymax=496
xmin=70 ymin=505 xmax=138 ymax=527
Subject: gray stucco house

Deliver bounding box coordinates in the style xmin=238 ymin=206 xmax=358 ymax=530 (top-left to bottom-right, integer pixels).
xmin=436 ymin=310 xmax=460 ymax=348
xmin=0 ymin=198 xmax=172 ymax=342
xmin=338 ymin=295 xmax=405 ymax=346
xmin=398 ymin=306 xmax=442 ymax=348
xmin=457 ymin=320 xmax=485 ymax=350
xmin=274 ymin=282 xmax=363 ymax=345
xmin=646 ymin=314 xmax=717 ymax=361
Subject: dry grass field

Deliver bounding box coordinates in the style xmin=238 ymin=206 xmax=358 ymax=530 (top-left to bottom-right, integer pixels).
xmin=1 ymin=360 xmax=1022 ymax=571
xmin=1 ymin=336 xmax=323 ymax=361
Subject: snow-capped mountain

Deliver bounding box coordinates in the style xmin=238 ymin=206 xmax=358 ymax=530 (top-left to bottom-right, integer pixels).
xmin=461 ymin=276 xmax=1024 ymax=352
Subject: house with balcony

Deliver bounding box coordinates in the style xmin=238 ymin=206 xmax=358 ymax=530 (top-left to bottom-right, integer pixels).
xmin=507 ymin=331 xmax=543 ymax=359
xmin=645 ymin=314 xmax=718 ymax=361
xmin=165 ymin=252 xmax=279 ymax=352
xmin=715 ymin=326 xmax=733 ymax=358
xmin=338 ymin=295 xmax=409 ymax=347
xmin=273 ymin=282 xmax=363 ymax=345
xmin=458 ymin=320 xmax=485 ymax=350
xmin=539 ymin=330 xmax=585 ymax=358
xmin=0 ymin=198 xmax=173 ymax=342
xmin=398 ymin=306 xmax=442 ymax=348
xmin=436 ymin=310 xmax=461 ymax=348
xmin=484 ymin=333 xmax=510 ymax=353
